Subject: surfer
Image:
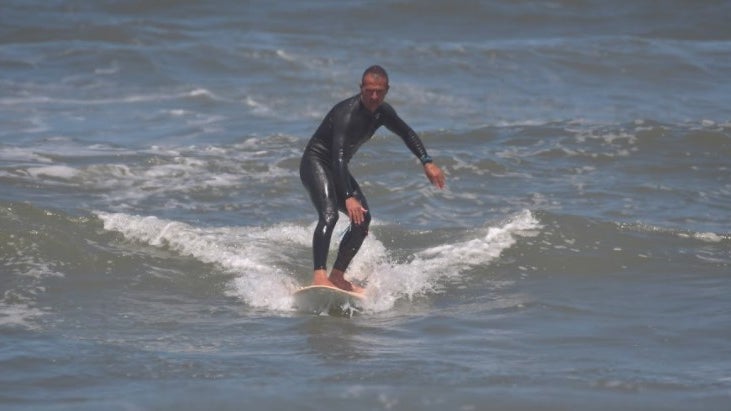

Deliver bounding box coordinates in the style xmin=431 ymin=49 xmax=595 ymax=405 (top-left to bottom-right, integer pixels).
xmin=300 ymin=65 xmax=446 ymax=292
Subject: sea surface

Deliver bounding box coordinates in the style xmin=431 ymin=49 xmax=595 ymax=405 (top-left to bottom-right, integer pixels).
xmin=1 ymin=1 xmax=730 ymax=410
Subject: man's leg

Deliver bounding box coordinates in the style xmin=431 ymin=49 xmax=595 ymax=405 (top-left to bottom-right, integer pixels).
xmin=330 ymin=179 xmax=370 ymax=291
xmin=300 ymin=155 xmax=339 ymax=287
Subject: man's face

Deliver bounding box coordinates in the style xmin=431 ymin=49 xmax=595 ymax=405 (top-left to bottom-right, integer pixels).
xmin=360 ymin=74 xmax=389 ymax=112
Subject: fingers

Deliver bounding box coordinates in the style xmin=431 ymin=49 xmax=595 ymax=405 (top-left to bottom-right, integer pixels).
xmin=349 ymin=205 xmax=367 ymax=225
xmin=425 ymin=163 xmax=446 ymax=189
xmin=349 ymin=207 xmax=365 ymax=225
xmin=346 ymin=197 xmax=367 ymax=225
xmin=431 ymin=171 xmax=445 ymax=189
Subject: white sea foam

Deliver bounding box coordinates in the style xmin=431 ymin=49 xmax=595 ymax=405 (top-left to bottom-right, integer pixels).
xmin=0 ymin=302 xmax=46 ymax=330
xmin=10 ymin=139 xmax=295 ymax=209
xmin=26 ymin=165 xmax=79 ymax=179
xmin=360 ymin=210 xmax=542 ymax=312
xmin=96 ymin=212 xmax=301 ymax=310
xmin=1 ymin=257 xmax=65 ymax=330
xmin=682 ymin=231 xmax=725 ymax=243
xmin=244 ymin=96 xmax=272 ymax=116
xmin=95 ymin=210 xmax=541 ymax=314
xmin=0 ymin=146 xmax=54 ymax=163
xmin=0 ymin=88 xmax=222 ymax=107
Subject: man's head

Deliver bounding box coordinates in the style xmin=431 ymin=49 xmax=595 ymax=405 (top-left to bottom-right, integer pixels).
xmin=360 ymin=65 xmax=389 ymax=112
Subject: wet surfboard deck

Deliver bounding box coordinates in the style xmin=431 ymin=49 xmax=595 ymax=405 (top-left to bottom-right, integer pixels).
xmin=292 ymin=285 xmax=366 ymax=317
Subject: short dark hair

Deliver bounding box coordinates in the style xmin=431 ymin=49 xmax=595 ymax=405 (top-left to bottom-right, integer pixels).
xmin=362 ymin=65 xmax=389 ymax=84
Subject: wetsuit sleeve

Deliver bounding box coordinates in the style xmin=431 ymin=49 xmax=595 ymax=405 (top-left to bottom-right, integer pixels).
xmin=331 ymin=106 xmax=356 ymax=198
xmin=380 ymin=103 xmax=430 ymax=162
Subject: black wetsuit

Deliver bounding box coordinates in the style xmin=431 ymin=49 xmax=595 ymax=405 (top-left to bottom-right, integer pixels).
xmin=300 ymin=94 xmax=430 ymax=271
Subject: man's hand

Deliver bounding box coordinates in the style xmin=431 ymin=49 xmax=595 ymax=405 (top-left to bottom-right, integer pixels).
xmin=346 ymin=197 xmax=368 ymax=225
xmin=424 ymin=163 xmax=446 ymax=189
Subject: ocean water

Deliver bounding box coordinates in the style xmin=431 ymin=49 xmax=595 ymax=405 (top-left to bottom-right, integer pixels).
xmin=1 ymin=1 xmax=730 ymax=410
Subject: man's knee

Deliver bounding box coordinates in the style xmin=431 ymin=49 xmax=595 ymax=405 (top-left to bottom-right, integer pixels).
xmin=320 ymin=209 xmax=339 ymax=231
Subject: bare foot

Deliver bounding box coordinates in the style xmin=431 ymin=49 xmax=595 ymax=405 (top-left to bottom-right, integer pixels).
xmin=330 ymin=276 xmax=354 ymax=292
xmin=311 ymin=269 xmax=336 ymax=288
xmin=328 ymin=269 xmax=365 ymax=293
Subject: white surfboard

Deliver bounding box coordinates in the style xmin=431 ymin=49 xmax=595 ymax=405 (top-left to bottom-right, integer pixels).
xmin=292 ymin=285 xmax=366 ymax=317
